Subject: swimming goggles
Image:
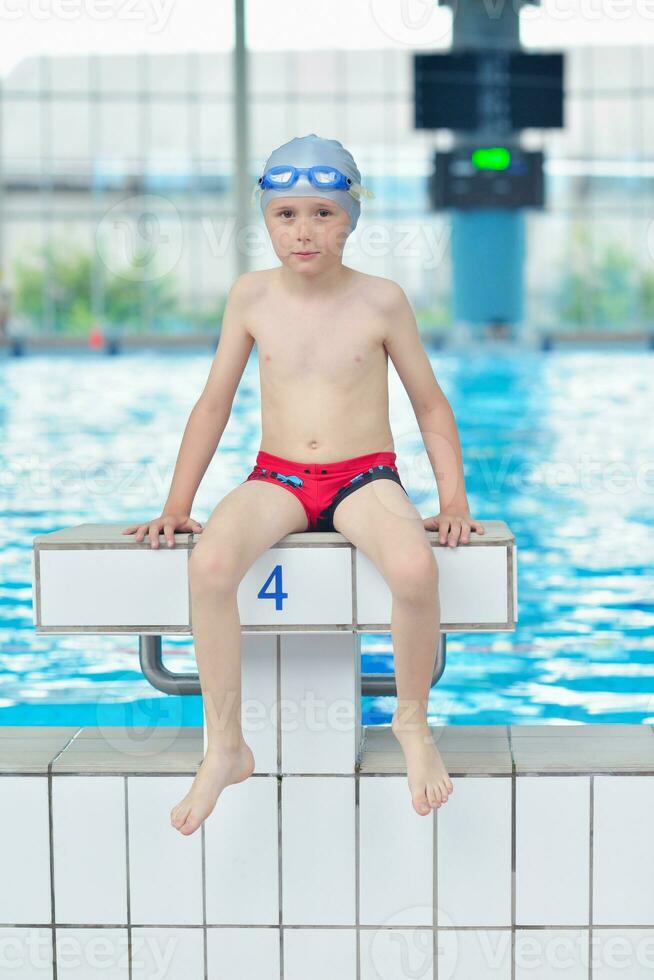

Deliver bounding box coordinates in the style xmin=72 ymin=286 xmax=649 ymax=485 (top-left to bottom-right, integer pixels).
xmin=251 ymin=164 xmax=374 ymax=205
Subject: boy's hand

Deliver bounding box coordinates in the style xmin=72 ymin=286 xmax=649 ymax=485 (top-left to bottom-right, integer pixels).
xmin=121 ymin=513 xmax=204 ymax=549
xmin=423 ymin=511 xmax=485 ymax=548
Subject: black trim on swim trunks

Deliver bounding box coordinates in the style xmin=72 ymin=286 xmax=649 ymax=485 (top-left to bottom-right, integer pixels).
xmin=315 ymin=465 xmax=408 ymax=533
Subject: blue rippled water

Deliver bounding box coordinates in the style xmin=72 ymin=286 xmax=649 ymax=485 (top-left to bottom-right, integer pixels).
xmin=1 ymin=347 xmax=653 ymax=727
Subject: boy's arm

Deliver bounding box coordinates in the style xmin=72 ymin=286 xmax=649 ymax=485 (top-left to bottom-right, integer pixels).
xmin=163 ymin=274 xmax=255 ymax=514
xmin=382 ymin=281 xmax=484 ymax=545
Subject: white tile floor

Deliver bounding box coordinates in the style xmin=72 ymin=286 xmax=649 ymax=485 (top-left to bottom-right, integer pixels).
xmin=1 ymin=724 xmax=654 ymax=979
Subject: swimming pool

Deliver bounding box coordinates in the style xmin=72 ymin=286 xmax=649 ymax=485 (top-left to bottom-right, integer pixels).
xmin=1 ymin=347 xmax=653 ymax=727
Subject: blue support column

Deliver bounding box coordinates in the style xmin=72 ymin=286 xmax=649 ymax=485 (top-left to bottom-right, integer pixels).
xmin=451 ymin=208 xmax=525 ymax=325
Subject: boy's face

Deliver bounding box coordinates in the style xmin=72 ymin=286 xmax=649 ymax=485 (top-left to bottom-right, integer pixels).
xmin=264 ymin=196 xmax=351 ymax=271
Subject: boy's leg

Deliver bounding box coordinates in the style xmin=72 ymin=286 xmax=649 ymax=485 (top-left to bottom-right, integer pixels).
xmin=331 ymin=478 xmax=454 ymax=815
xmin=190 ymin=477 xmax=309 ymax=751
xmin=170 ymin=479 xmax=309 ymax=835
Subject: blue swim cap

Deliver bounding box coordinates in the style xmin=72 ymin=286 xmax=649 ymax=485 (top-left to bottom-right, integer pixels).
xmin=253 ymin=133 xmax=373 ymax=233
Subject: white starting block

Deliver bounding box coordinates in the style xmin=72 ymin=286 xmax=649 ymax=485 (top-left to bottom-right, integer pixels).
xmin=32 ymin=522 xmax=517 ymax=766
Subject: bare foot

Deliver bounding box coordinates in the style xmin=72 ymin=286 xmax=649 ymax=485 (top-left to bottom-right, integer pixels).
xmin=391 ymin=710 xmax=454 ymax=816
xmin=170 ymin=741 xmax=255 ymax=836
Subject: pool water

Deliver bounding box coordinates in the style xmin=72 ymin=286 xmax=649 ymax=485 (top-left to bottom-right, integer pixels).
xmin=1 ymin=347 xmax=653 ymax=728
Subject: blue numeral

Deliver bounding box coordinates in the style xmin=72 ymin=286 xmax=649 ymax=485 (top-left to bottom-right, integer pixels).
xmin=257 ymin=564 xmax=288 ymax=611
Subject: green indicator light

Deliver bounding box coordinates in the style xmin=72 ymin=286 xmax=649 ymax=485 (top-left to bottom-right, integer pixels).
xmin=471 ymin=147 xmax=511 ymax=171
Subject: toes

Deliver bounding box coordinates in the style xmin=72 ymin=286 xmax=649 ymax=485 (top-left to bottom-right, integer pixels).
xmin=171 ymin=804 xmax=190 ymax=828
xmin=439 ymin=778 xmax=453 ymax=801
xmin=412 ymin=792 xmax=432 ymax=816
xmin=180 ymin=814 xmax=201 ymax=835
xmin=427 ymin=785 xmax=441 ymax=809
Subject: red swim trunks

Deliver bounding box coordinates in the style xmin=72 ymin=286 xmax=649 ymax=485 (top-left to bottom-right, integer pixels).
xmin=243 ymin=449 xmax=408 ymax=532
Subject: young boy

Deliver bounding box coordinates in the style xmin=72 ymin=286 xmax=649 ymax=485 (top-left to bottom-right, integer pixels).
xmin=123 ymin=133 xmax=484 ymax=836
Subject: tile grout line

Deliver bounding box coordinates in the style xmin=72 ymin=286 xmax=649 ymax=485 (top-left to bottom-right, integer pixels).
xmin=354 ymin=619 xmax=361 ymax=979
xmin=47 ymin=757 xmax=57 ymax=980
xmin=277 ymin=633 xmax=284 ymax=980
xmin=355 ymin=768 xmax=360 ymax=980
xmin=277 ymin=632 xmax=281 ymax=774
xmin=434 ymin=796 xmax=438 ymax=980
xmin=13 ymin=923 xmax=645 ymax=932
xmin=44 ymin=724 xmax=84 ymax=978
xmin=202 ymin=795 xmax=208 ymax=979
xmin=124 ymin=775 xmax=132 ymax=980
xmin=354 ymin=550 xmax=361 ymax=977
xmin=508 ymin=724 xmax=516 ymax=980
xmin=16 ymin=768 xmax=654 ymax=779
xmin=589 ymin=775 xmax=594 ymax=980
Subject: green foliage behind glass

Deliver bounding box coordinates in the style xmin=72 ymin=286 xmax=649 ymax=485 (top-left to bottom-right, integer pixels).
xmin=13 ymin=242 xmax=224 ymax=334
xmin=557 ymin=223 xmax=653 ymax=328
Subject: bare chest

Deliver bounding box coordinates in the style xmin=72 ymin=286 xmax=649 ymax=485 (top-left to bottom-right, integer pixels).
xmin=251 ymin=305 xmax=387 ymax=387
